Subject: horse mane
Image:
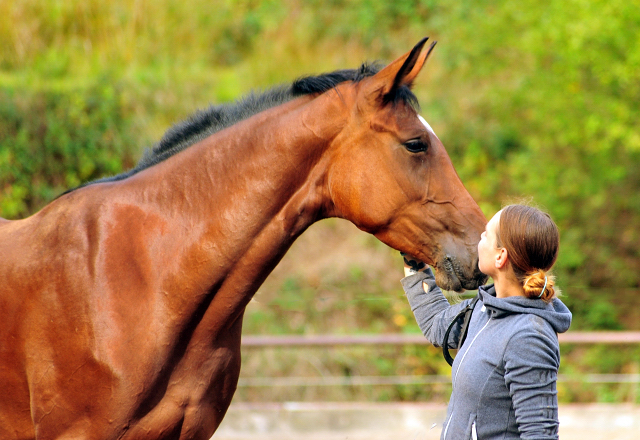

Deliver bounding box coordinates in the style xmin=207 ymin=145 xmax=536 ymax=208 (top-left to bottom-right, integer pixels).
xmin=71 ymin=61 xmax=419 ymax=189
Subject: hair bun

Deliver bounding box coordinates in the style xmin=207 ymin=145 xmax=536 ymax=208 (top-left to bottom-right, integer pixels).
xmin=523 ymin=271 xmax=556 ymax=301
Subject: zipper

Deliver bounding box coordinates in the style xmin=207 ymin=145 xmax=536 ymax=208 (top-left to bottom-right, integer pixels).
xmin=442 ymin=412 xmax=453 ymax=440
xmin=453 ymin=317 xmax=491 ymax=388
xmin=443 ymin=317 xmax=492 ymax=440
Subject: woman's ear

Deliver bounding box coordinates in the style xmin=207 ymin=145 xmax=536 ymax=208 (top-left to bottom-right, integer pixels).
xmin=495 ymin=247 xmax=509 ymax=269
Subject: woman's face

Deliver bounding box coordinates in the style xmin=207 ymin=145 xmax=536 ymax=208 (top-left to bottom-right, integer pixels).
xmin=478 ymin=210 xmax=502 ymax=277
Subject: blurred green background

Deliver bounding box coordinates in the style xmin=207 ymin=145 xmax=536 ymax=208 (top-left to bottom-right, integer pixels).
xmin=1 ymin=0 xmax=639 ymax=403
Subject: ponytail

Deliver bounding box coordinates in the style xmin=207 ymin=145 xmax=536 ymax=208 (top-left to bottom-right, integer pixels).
xmin=522 ymin=271 xmax=559 ymax=302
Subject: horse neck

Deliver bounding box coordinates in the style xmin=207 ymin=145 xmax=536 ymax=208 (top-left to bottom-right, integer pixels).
xmin=132 ymin=92 xmax=346 ymax=316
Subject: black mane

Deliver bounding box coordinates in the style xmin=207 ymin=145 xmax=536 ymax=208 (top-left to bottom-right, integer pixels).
xmin=76 ymin=61 xmax=419 ymax=188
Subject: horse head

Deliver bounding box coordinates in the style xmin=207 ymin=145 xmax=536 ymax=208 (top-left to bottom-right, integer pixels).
xmin=324 ymin=38 xmax=487 ymax=291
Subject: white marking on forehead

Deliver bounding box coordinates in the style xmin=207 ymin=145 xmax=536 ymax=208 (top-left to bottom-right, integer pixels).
xmin=418 ymin=115 xmax=436 ymax=136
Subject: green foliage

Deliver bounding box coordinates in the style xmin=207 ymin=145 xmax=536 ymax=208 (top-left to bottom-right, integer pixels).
xmin=431 ymin=0 xmax=640 ymax=294
xmin=0 ymin=80 xmax=138 ymax=218
xmin=303 ymin=0 xmax=437 ymax=52
xmin=244 ymin=272 xmax=413 ymax=335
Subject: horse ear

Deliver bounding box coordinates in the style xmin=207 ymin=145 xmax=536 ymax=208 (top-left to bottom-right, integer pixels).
xmin=401 ymin=39 xmax=436 ymax=86
xmin=364 ymin=37 xmax=436 ymax=101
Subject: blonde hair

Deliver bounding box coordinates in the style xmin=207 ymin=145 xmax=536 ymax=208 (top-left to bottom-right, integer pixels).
xmin=496 ymin=204 xmax=560 ymax=302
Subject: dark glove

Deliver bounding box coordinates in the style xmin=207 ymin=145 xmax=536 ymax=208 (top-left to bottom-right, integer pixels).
xmin=401 ymin=252 xmax=426 ymax=272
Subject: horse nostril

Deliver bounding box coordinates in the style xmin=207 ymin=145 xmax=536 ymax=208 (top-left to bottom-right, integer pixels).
xmin=442 ymin=256 xmax=455 ymax=275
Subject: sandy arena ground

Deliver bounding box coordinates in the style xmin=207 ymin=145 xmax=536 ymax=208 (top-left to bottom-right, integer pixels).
xmin=214 ymin=402 xmax=640 ymax=440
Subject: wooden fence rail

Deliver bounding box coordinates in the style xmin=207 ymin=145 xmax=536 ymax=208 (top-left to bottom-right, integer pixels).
xmin=238 ymin=332 xmax=640 ymax=388
xmin=241 ymin=331 xmax=640 ymax=347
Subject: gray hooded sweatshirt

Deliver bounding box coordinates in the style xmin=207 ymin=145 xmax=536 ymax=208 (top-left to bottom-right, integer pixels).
xmin=401 ymin=269 xmax=572 ymax=440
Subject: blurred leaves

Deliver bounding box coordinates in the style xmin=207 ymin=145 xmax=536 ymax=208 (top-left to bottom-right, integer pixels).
xmin=0 ymin=80 xmax=137 ymax=218
xmin=429 ymin=0 xmax=640 ymax=297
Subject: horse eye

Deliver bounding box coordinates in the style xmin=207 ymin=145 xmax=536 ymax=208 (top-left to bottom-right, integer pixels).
xmin=404 ymin=139 xmax=428 ymax=153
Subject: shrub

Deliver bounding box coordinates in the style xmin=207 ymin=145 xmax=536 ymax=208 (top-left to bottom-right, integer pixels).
xmin=0 ymin=79 xmax=138 ymax=219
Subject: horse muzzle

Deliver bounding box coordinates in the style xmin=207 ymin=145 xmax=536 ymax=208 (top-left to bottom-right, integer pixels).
xmin=434 ymin=255 xmax=487 ymax=292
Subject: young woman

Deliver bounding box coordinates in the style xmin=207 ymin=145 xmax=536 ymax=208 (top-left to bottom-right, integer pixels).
xmin=402 ymin=204 xmax=572 ymax=440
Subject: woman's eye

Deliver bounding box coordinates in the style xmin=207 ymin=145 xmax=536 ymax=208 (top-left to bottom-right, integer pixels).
xmin=404 ymin=139 xmax=428 ymax=153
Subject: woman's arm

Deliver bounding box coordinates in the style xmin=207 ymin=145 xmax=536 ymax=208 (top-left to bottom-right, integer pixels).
xmin=504 ymin=328 xmax=561 ymax=439
xmin=401 ymin=265 xmax=474 ymax=348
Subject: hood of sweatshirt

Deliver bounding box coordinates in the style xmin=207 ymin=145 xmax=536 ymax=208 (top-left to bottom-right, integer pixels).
xmin=478 ymin=284 xmax=572 ymax=334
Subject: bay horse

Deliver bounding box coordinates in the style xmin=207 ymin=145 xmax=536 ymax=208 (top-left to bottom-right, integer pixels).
xmin=0 ymin=38 xmax=486 ymax=440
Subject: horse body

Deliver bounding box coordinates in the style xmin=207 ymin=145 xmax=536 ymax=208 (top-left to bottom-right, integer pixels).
xmin=0 ymin=39 xmax=487 ymax=439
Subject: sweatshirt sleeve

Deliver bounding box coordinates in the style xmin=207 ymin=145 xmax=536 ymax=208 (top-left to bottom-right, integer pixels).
xmin=504 ymin=321 xmax=561 ymax=439
xmin=400 ymin=268 xmax=474 ymax=348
